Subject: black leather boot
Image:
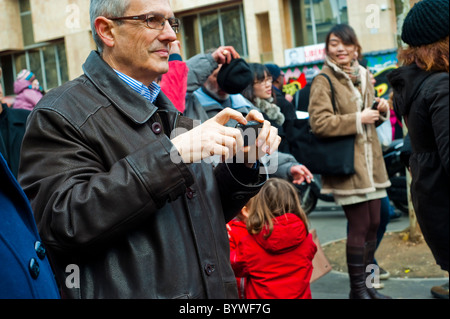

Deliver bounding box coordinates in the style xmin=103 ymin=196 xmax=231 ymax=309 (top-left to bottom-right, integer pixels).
xmin=347 ymin=245 xmax=372 ymax=299
xmin=364 ymin=240 xmax=392 ymax=299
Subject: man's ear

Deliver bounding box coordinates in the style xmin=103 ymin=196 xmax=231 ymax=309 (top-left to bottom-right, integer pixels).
xmin=94 ymin=16 xmax=116 ymax=49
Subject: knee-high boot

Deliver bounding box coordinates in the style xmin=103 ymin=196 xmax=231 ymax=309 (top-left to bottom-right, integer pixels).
xmin=364 ymin=240 xmax=392 ymax=299
xmin=347 ymin=245 xmax=372 ymax=299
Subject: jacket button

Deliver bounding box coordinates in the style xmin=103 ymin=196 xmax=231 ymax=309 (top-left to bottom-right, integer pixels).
xmin=186 ymin=188 xmax=195 ymax=199
xmin=204 ymin=264 xmax=215 ymax=276
xmin=152 ymin=122 xmax=162 ymax=135
xmin=34 ymin=241 xmax=46 ymax=260
xmin=29 ymin=258 xmax=40 ymax=279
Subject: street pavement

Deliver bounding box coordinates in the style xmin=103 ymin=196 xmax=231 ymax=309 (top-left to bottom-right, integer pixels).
xmin=308 ymin=200 xmax=448 ymax=300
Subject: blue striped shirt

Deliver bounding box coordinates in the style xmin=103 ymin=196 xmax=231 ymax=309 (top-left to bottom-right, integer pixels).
xmin=114 ymin=70 xmax=161 ymax=103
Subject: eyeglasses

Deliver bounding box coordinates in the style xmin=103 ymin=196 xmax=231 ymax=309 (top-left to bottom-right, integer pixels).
xmin=254 ymin=78 xmax=273 ymax=86
xmin=109 ymin=12 xmax=180 ymax=33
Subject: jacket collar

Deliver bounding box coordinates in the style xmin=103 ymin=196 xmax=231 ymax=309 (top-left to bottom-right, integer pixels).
xmin=82 ymin=51 xmax=177 ymax=124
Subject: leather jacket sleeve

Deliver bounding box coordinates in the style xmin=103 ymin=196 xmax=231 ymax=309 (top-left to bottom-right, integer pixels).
xmin=19 ymin=108 xmax=195 ymax=252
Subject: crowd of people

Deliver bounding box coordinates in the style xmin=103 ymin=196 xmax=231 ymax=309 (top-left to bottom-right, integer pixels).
xmin=0 ymin=0 xmax=448 ymax=300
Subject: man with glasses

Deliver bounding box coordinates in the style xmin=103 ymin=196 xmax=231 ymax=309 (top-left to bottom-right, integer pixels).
xmin=18 ymin=0 xmax=280 ymax=299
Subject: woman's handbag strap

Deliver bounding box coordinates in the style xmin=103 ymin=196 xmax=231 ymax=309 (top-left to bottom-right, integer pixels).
xmin=314 ymin=73 xmax=337 ymax=114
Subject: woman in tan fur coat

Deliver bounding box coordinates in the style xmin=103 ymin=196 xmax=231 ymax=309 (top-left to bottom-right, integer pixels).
xmin=309 ymin=24 xmax=391 ymax=299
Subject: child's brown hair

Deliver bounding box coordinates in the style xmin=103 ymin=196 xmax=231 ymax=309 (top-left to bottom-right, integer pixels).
xmin=246 ymin=178 xmax=309 ymax=239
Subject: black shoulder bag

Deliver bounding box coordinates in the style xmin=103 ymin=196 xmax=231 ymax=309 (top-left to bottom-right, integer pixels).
xmin=285 ymin=73 xmax=356 ymax=175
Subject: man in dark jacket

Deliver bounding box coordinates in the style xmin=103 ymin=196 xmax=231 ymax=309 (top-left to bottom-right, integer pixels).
xmin=18 ymin=0 xmax=279 ymax=299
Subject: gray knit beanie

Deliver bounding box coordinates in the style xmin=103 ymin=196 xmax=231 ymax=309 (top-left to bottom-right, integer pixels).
xmin=402 ymin=0 xmax=449 ymax=47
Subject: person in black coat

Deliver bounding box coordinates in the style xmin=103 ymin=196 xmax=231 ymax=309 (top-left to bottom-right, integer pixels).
xmin=264 ymin=63 xmax=297 ymax=118
xmin=0 ymin=102 xmax=30 ymax=178
xmin=387 ymin=0 xmax=449 ymax=299
xmin=293 ymin=68 xmax=320 ymax=112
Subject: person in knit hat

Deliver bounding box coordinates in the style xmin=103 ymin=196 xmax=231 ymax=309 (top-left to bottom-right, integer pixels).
xmin=387 ymin=0 xmax=449 ymax=300
xmin=13 ymin=69 xmax=44 ymax=111
xmin=401 ymin=0 xmax=449 ymax=47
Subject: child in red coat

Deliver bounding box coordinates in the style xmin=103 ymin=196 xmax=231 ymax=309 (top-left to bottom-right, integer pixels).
xmin=230 ymin=178 xmax=317 ymax=299
xmin=227 ymin=206 xmax=250 ymax=299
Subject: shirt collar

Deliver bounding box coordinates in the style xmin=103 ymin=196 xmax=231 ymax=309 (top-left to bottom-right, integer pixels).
xmin=113 ymin=69 xmax=161 ymax=103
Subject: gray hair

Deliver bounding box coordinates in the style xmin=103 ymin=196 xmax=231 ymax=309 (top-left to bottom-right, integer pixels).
xmin=90 ymin=0 xmax=130 ymax=53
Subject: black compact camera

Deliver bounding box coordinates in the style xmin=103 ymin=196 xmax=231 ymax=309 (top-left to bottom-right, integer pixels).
xmin=235 ymin=121 xmax=264 ymax=146
xmin=372 ymin=100 xmax=380 ymax=110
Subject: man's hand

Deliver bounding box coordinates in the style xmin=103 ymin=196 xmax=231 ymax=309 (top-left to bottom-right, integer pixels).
xmin=238 ymin=110 xmax=281 ymax=167
xmin=290 ymin=165 xmax=314 ymax=185
xmin=211 ymin=46 xmax=240 ymax=65
xmin=171 ymin=108 xmax=245 ymax=164
xmin=171 ymin=108 xmax=281 ymax=166
xmin=244 ymin=110 xmax=281 ymax=153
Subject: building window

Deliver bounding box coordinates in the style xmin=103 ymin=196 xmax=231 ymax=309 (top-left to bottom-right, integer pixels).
xmin=0 ymin=42 xmax=69 ymax=96
xmin=290 ymin=0 xmax=348 ymax=47
xmin=20 ymin=0 xmax=35 ymax=47
xmin=1 ymin=0 xmax=69 ymax=98
xmin=181 ymin=4 xmax=248 ymax=59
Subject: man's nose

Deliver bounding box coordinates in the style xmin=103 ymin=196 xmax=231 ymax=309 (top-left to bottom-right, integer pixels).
xmin=160 ymin=20 xmax=178 ymax=41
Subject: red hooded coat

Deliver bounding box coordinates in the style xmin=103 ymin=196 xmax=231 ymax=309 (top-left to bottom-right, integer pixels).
xmin=227 ymin=217 xmax=250 ymax=299
xmin=231 ymin=213 xmax=317 ymax=299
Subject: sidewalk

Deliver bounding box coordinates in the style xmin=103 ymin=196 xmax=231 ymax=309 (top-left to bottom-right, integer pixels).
xmin=308 ymin=200 xmax=448 ymax=299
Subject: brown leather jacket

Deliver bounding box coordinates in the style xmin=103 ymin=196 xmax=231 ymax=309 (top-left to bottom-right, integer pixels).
xmin=18 ymin=51 xmax=266 ymax=299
